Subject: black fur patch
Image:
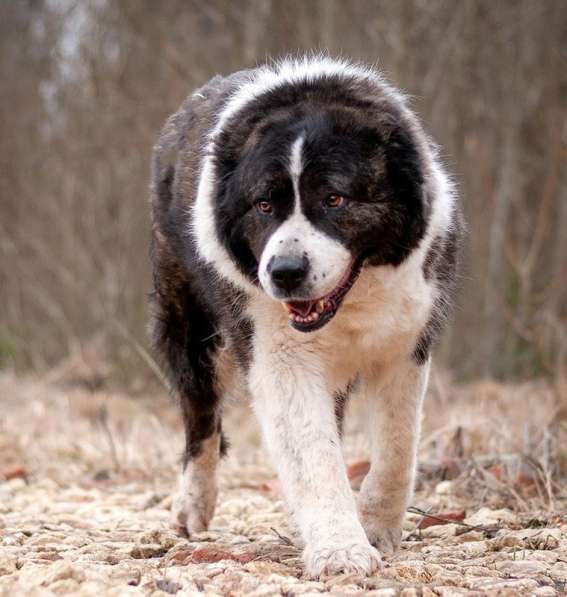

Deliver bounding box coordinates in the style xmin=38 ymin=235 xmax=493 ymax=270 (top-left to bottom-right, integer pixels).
xmin=149 ymin=73 xmax=256 ymax=465
xmin=334 ymin=379 xmax=357 ymax=437
xmin=211 ymin=76 xmax=428 ymax=280
xmin=413 ymin=219 xmax=463 ymax=365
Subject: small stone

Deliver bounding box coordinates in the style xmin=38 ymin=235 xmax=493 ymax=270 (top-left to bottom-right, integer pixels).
xmin=495 ymin=559 xmax=548 ymax=575
xmin=460 ymin=540 xmax=488 ymax=557
xmin=2 ymin=532 xmax=27 ymax=546
xmin=48 ymin=578 xmax=81 ymax=594
xmin=0 ymin=561 xmax=16 ymax=577
xmin=533 ymin=587 xmax=559 ymax=596
xmin=465 ymin=507 xmax=518 ymax=527
xmin=130 ymin=543 xmax=169 ymax=559
xmin=41 ymin=561 xmax=86 ymax=586
xmin=399 ymin=588 xmax=420 ymax=597
xmin=368 ymin=589 xmax=397 ymax=597
xmin=325 ymin=573 xmax=364 ymax=587
xmin=155 ymin=578 xmax=182 ymax=594
xmin=420 ymin=523 xmax=459 ymax=539
xmin=62 ymin=535 xmax=89 ymax=547
xmin=520 ymin=528 xmax=560 ymax=550
xmin=456 ymin=530 xmax=485 ymax=542
xmin=434 ymin=480 xmax=454 ymax=495
xmin=6 ymin=477 xmax=27 ymax=490
xmin=37 ymin=551 xmax=63 ymax=561
xmin=434 ymin=587 xmax=471 ymax=596
xmin=490 ymin=534 xmax=524 ymax=550
xmin=550 ymin=561 xmax=567 ymax=582
xmin=466 ymin=577 xmax=539 ymax=591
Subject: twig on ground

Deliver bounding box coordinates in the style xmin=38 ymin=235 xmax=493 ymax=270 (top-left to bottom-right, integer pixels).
xmin=97 ymin=404 xmax=122 ymax=472
xmin=270 ymin=527 xmax=294 ymax=546
xmin=407 ymin=506 xmax=500 ymax=537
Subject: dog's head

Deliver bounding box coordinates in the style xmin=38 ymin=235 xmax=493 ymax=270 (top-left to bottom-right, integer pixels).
xmin=194 ymin=62 xmax=430 ymax=332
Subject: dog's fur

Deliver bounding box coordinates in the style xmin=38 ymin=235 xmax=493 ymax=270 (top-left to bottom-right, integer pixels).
xmin=149 ymin=56 xmax=462 ymax=577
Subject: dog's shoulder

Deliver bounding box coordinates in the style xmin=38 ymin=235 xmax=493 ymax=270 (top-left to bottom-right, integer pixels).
xmin=150 ymin=70 xmax=254 ymax=221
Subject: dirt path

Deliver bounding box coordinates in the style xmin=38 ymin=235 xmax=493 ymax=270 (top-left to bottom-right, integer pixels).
xmin=1 ymin=374 xmax=566 ymax=596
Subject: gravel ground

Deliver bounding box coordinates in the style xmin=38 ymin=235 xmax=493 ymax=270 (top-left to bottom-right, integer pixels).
xmin=1 ymin=372 xmax=566 ymax=596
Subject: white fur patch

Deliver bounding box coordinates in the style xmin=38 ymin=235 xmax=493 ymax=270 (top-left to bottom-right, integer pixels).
xmin=170 ymin=433 xmax=220 ymax=535
xmin=258 ymin=207 xmax=352 ymax=301
xmin=211 ymin=56 xmax=404 ymax=141
xmin=191 ymin=154 xmax=260 ymax=294
xmin=357 ymin=359 xmax=431 ymax=553
xmin=288 ymin=135 xmax=304 ymax=195
xmin=249 ymin=320 xmax=380 ymax=576
xmin=246 ymin=268 xmax=432 ymax=571
xmin=258 ymin=134 xmax=352 ymax=300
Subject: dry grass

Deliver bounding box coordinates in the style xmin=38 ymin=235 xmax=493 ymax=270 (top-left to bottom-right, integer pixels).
xmin=1 ymin=369 xmax=566 ymax=595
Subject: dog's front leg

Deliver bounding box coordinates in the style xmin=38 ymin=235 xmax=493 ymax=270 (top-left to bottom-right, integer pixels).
xmin=358 ymin=358 xmax=430 ymax=555
xmin=250 ymin=352 xmax=381 ymax=578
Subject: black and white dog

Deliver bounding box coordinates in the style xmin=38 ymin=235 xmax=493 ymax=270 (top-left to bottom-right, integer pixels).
xmin=149 ymin=57 xmax=462 ymax=577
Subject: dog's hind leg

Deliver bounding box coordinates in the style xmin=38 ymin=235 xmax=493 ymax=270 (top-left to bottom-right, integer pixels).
xmin=357 ymin=358 xmax=430 ymax=554
xmin=149 ymin=260 xmax=224 ymax=536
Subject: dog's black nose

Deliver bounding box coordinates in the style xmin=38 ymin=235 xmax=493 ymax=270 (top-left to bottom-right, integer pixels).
xmin=270 ymin=255 xmax=309 ymax=293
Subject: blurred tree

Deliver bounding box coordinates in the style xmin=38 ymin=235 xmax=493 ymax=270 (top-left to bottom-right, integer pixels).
xmin=0 ymin=0 xmax=565 ymax=387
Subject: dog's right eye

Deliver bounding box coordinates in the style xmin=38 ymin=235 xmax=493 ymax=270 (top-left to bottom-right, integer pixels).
xmin=323 ymin=194 xmax=347 ymax=209
xmin=256 ymin=200 xmax=273 ymax=215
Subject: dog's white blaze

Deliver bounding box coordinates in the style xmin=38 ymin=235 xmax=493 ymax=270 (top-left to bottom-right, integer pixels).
xmin=258 ymin=135 xmax=352 ymax=300
xmin=289 ymin=135 xmax=304 ymax=197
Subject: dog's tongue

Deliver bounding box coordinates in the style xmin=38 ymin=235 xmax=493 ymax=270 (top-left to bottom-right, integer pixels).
xmin=286 ymin=300 xmax=314 ymax=317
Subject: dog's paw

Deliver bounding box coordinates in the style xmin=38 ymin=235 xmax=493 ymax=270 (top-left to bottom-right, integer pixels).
xmin=303 ymin=540 xmax=382 ymax=578
xmin=170 ymin=492 xmax=214 ymax=537
xmin=359 ymin=516 xmax=402 ymax=556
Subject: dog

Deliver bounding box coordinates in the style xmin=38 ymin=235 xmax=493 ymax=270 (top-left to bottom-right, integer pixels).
xmin=149 ymin=56 xmax=462 ymax=577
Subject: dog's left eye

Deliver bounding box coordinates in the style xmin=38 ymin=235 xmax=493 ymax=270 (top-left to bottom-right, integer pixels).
xmin=323 ymin=194 xmax=347 ymax=209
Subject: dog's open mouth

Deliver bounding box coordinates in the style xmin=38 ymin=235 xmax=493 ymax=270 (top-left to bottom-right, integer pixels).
xmin=283 ymin=261 xmax=362 ymax=332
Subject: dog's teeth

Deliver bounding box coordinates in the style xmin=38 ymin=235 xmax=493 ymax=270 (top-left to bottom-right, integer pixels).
xmin=316 ymin=300 xmax=325 ymax=313
xmin=289 ymin=309 xmax=320 ymax=325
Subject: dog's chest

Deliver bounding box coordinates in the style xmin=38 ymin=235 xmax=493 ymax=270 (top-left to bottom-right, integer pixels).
xmin=315 ymin=265 xmax=433 ymax=386
xmin=245 ymin=263 xmax=434 ymax=395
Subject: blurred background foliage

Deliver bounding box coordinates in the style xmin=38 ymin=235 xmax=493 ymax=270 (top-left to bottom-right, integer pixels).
xmin=1 ymin=0 xmax=566 ymax=387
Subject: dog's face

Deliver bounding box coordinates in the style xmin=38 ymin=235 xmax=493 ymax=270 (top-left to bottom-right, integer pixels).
xmin=206 ymin=83 xmax=428 ymax=332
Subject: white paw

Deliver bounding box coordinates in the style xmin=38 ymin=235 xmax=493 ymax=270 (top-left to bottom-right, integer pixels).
xmin=359 ymin=515 xmax=402 ymax=556
xmin=170 ymin=494 xmax=215 ymax=536
xmin=304 ymin=540 xmax=382 ymax=578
